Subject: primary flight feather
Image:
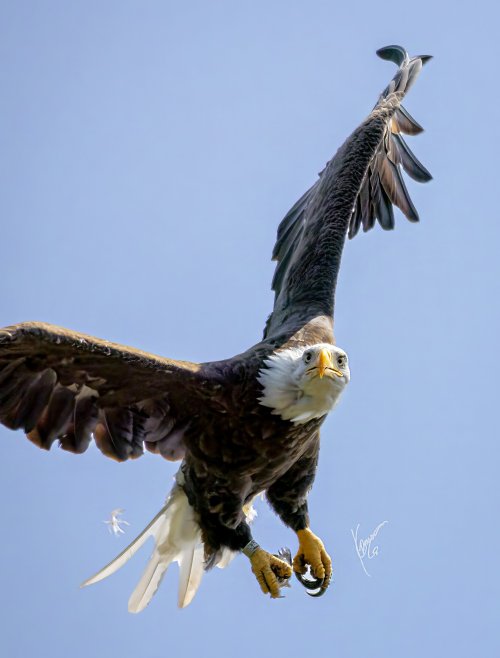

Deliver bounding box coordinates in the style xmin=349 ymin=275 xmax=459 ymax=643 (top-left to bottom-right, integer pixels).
xmin=0 ymin=45 xmax=431 ymax=607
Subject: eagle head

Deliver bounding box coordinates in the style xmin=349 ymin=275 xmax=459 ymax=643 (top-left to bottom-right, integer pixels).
xmin=257 ymin=343 xmax=350 ymax=424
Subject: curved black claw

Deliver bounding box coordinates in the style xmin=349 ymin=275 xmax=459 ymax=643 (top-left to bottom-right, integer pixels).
xmin=294 ymin=570 xmax=324 ymax=591
xmin=306 ymin=587 xmax=328 ymax=599
xmin=305 ymin=581 xmax=330 ymax=597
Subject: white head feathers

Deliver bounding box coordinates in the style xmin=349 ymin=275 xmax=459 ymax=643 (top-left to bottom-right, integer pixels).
xmin=257 ymin=343 xmax=350 ymax=424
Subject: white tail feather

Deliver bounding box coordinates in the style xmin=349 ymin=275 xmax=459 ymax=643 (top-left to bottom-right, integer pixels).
xmin=215 ymin=547 xmax=236 ymax=569
xmin=82 ymin=472 xmax=206 ymax=610
xmin=128 ymin=553 xmax=171 ymax=613
xmin=177 ymin=544 xmax=204 ymax=608
xmin=81 ymin=471 xmax=259 ymax=611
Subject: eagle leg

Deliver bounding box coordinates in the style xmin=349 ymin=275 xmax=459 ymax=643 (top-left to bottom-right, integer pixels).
xmin=293 ymin=528 xmax=332 ymax=597
xmin=246 ymin=546 xmax=293 ymax=598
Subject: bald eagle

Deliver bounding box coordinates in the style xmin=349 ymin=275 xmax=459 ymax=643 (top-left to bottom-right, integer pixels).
xmin=0 ymin=45 xmax=431 ymax=609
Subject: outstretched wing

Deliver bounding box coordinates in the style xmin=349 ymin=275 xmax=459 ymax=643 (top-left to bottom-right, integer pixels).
xmin=0 ymin=322 xmax=206 ymax=462
xmin=264 ymin=46 xmax=432 ymax=340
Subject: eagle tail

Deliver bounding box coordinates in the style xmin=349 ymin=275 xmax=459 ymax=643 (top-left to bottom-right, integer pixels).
xmin=128 ymin=550 xmax=172 ymax=613
xmin=81 ymin=470 xmax=207 ymax=610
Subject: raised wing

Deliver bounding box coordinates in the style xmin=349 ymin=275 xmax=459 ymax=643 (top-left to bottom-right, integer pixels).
xmin=264 ymin=46 xmax=432 ymax=340
xmin=0 ymin=322 xmax=205 ymax=462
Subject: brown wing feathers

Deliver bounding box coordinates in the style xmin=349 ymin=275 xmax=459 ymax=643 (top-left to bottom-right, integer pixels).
xmin=263 ymin=46 xmax=432 ymax=340
xmin=270 ymin=181 xmax=319 ymax=295
xmin=0 ymin=322 xmax=201 ymax=462
xmin=348 ymin=47 xmax=432 ymax=237
xmin=271 ymin=47 xmax=431 ymax=283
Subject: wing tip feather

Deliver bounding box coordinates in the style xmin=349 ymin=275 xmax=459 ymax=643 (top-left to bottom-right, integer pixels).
xmin=376 ymin=45 xmax=408 ymax=66
xmin=348 ymin=45 xmax=431 ymax=239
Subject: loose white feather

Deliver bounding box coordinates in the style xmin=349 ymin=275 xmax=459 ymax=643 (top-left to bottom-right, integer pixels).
xmin=81 ymin=506 xmax=168 ymax=586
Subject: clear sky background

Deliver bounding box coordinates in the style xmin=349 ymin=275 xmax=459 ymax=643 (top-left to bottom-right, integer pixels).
xmin=1 ymin=2 xmax=498 ymax=657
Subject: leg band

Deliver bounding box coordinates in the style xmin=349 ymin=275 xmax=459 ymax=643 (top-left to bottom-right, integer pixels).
xmin=242 ymin=539 xmax=260 ymax=558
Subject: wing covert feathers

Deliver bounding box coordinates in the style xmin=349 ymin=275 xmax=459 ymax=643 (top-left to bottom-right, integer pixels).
xmin=0 ymin=322 xmax=203 ymax=462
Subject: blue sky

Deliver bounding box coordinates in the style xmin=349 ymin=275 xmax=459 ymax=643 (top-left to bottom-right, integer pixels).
xmin=1 ymin=2 xmax=499 ymax=657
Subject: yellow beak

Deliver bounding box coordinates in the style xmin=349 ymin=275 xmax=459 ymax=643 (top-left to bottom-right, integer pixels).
xmin=318 ymin=348 xmax=343 ymax=379
xmin=318 ymin=348 xmax=332 ymax=379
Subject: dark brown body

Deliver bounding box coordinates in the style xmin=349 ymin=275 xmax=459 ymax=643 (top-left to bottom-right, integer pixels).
xmin=183 ymin=323 xmax=330 ymax=561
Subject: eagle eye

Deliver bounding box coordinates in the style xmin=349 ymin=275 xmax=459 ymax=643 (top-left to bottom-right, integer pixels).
xmin=337 ymin=355 xmax=346 ymax=368
xmin=304 ymin=352 xmax=312 ymax=364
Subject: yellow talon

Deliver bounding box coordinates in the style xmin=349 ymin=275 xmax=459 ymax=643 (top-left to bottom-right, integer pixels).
xmin=249 ymin=548 xmax=292 ymax=599
xmin=294 ymin=528 xmax=332 ymax=595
